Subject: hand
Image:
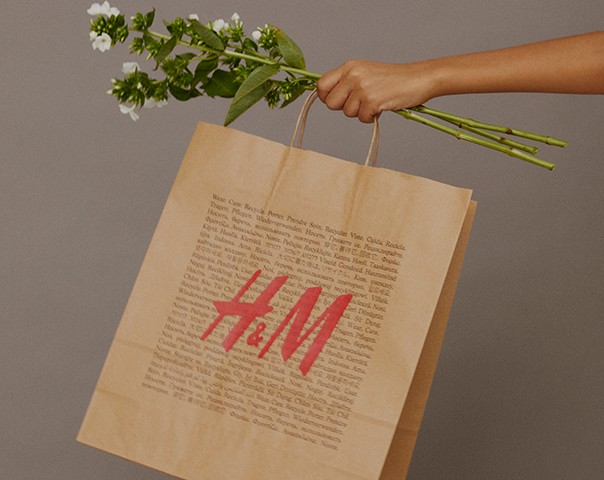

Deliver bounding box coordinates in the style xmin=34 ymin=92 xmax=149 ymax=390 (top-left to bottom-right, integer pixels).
xmin=317 ymin=59 xmax=439 ymax=123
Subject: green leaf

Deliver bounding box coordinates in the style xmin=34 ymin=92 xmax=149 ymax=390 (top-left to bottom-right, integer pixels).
xmin=192 ymin=57 xmax=218 ymax=87
xmin=189 ymin=19 xmax=225 ymax=51
xmin=232 ymin=64 xmax=280 ymax=102
xmin=169 ymin=83 xmax=201 ymax=101
xmin=194 ymin=56 xmax=219 ymax=75
xmin=242 ymin=38 xmax=258 ymax=52
xmin=145 ymin=8 xmax=156 ymax=28
xmin=154 ymin=36 xmax=178 ymax=69
xmin=224 ymin=64 xmax=280 ymax=125
xmin=142 ymin=31 xmax=155 ymax=48
xmin=177 ymin=52 xmax=196 ymax=62
xmin=224 ymin=83 xmax=271 ymax=126
xmin=275 ymin=28 xmax=306 ymax=69
xmin=204 ymin=70 xmax=240 ymax=98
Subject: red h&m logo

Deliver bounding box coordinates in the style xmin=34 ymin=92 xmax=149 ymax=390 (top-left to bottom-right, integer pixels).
xmin=201 ymin=270 xmax=353 ymax=376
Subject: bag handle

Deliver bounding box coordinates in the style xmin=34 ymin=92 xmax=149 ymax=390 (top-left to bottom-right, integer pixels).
xmin=291 ymin=89 xmax=380 ymax=167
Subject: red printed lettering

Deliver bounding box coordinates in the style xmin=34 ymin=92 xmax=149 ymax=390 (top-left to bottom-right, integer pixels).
xmin=201 ymin=270 xmax=353 ymax=376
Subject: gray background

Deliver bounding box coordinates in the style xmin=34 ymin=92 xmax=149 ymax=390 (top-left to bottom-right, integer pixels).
xmin=2 ymin=0 xmax=602 ymax=478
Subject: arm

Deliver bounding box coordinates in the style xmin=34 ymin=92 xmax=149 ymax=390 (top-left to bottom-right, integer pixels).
xmin=317 ymin=31 xmax=604 ymax=123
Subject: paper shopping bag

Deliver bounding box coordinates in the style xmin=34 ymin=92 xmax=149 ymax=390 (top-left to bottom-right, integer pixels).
xmin=380 ymin=199 xmax=476 ymax=480
xmin=78 ymin=117 xmax=475 ymax=480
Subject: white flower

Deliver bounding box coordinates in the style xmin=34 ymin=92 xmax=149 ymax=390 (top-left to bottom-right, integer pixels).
xmin=121 ymin=62 xmax=140 ymax=74
xmin=87 ymin=2 xmax=104 ymax=15
xmin=188 ymin=14 xmax=199 ymax=21
xmin=212 ymin=18 xmax=226 ymax=32
xmin=231 ymin=12 xmax=240 ymax=23
xmin=144 ymin=98 xmax=168 ymax=109
xmin=119 ymin=104 xmax=139 ymax=121
xmin=87 ymin=1 xmax=119 ymax=17
xmin=91 ymin=32 xmax=112 ymax=52
xmin=252 ymin=30 xmax=261 ymax=42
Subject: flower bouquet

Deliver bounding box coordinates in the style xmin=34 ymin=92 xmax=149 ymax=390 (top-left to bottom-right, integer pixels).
xmin=88 ymin=2 xmax=567 ymax=170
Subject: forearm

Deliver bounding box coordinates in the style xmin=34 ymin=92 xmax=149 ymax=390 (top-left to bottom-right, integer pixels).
xmin=428 ymin=31 xmax=604 ymax=97
xmin=317 ymin=31 xmax=604 ymax=123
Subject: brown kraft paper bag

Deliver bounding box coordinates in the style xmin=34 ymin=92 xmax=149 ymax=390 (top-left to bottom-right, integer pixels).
xmin=78 ymin=107 xmax=476 ymax=479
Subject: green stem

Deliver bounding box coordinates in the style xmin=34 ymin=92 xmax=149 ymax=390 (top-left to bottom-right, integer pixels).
xmin=411 ymin=105 xmax=568 ymax=147
xmin=395 ymin=109 xmax=556 ymax=170
xmin=456 ymin=124 xmax=539 ymax=154
xmin=148 ymin=30 xmax=321 ymax=79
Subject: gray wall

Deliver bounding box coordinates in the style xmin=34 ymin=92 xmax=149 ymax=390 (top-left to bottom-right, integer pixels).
xmin=2 ymin=1 xmax=602 ymax=478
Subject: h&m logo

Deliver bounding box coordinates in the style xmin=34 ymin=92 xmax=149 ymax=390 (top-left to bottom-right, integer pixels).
xmin=201 ymin=270 xmax=353 ymax=376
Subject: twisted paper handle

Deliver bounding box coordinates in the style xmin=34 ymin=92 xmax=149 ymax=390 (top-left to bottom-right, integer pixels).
xmin=291 ymin=89 xmax=380 ymax=167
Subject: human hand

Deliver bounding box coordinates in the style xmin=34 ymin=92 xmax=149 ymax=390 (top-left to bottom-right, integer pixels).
xmin=316 ymin=59 xmax=440 ymax=123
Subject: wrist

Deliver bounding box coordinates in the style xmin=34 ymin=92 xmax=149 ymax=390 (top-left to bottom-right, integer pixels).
xmin=423 ymin=57 xmax=454 ymax=100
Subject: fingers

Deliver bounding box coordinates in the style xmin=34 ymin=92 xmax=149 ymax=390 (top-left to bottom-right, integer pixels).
xmin=316 ymin=65 xmax=343 ymax=103
xmin=317 ymin=61 xmax=380 ymax=123
xmin=317 ymin=64 xmax=350 ymax=111
xmin=357 ymin=105 xmax=380 ymax=124
xmin=342 ymin=97 xmax=360 ymax=119
xmin=327 ymin=88 xmax=380 ymax=123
